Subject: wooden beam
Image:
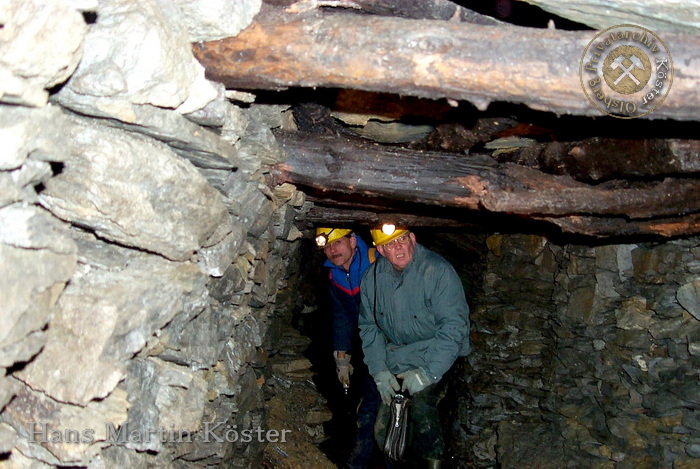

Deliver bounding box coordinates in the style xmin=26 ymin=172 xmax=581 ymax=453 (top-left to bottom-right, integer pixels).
xmin=304 ymin=195 xmax=700 ymax=238
xmin=302 ymin=203 xmax=477 ymax=228
xmin=193 ymin=6 xmax=700 ymax=120
xmin=545 ymin=213 xmax=700 ymax=239
xmin=272 ymin=131 xmax=700 ymax=237
xmin=271 ymin=131 xmax=495 ymax=210
xmin=537 ymin=139 xmax=700 ymax=181
xmin=481 ymin=164 xmax=700 ymax=219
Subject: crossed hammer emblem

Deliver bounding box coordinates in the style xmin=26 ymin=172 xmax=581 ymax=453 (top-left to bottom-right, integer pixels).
xmin=610 ymin=54 xmax=645 ymax=85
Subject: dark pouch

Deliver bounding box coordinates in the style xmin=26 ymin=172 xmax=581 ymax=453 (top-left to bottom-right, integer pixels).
xmin=383 ymin=393 xmax=410 ymax=461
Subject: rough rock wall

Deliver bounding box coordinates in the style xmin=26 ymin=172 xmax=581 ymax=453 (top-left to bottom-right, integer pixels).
xmin=0 ymin=0 xmax=309 ymax=467
xmin=454 ymin=234 xmax=700 ymax=468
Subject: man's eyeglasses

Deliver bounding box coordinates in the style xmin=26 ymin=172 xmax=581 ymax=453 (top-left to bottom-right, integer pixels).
xmin=382 ymin=233 xmax=411 ymax=251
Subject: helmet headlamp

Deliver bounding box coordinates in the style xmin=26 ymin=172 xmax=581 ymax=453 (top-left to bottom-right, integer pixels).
xmin=370 ymin=223 xmax=409 ymax=246
xmin=315 ymin=228 xmax=335 ymax=248
xmin=381 ymin=224 xmax=396 ymax=236
xmin=315 ymin=227 xmax=353 ymax=248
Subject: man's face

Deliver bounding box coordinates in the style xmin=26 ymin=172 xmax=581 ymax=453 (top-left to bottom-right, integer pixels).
xmin=376 ymin=232 xmax=416 ymax=271
xmin=324 ymin=235 xmax=357 ymax=270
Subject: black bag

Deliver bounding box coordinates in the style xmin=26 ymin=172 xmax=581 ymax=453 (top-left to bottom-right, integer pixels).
xmin=383 ymin=393 xmax=410 ymax=460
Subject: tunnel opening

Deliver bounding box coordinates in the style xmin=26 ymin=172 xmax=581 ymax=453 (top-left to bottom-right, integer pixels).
xmin=265 ymin=224 xmax=700 ymax=468
xmin=263 ymin=226 xmax=491 ymax=468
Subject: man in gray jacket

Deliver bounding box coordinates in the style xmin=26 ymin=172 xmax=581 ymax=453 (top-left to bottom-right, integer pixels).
xmin=359 ymin=225 xmax=470 ymax=468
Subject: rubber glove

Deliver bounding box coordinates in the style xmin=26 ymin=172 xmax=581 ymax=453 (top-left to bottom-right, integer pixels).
xmin=397 ymin=368 xmax=432 ymax=395
xmin=333 ymin=351 xmax=353 ymax=387
xmin=374 ymin=370 xmax=400 ymax=405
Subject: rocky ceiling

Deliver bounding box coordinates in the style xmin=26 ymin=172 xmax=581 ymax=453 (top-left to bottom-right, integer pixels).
xmin=193 ymin=0 xmax=700 ymax=239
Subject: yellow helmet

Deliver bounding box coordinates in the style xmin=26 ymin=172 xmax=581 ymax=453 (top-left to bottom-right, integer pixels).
xmin=370 ymin=224 xmax=409 ymax=246
xmin=315 ymin=227 xmax=352 ymax=248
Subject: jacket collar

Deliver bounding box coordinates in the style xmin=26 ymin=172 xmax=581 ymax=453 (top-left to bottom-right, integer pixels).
xmin=324 ymin=235 xmax=373 ymax=293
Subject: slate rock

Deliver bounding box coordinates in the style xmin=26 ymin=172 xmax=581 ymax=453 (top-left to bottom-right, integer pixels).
xmin=88 ymin=444 xmax=148 ymax=469
xmin=39 ymin=118 xmax=229 ymax=261
xmin=0 ymin=105 xmax=68 ymax=171
xmin=183 ymin=81 xmax=228 ymax=127
xmin=678 ymin=280 xmax=700 ymax=322
xmin=0 ymin=0 xmax=86 ymax=106
xmin=0 ymin=421 xmax=17 ymax=455
xmin=0 ymin=377 xmax=19 ymax=418
xmin=118 ymin=358 xmax=161 ymax=453
xmin=208 ymin=258 xmax=250 ymax=302
xmin=234 ymin=118 xmax=285 ymax=175
xmin=496 ymin=420 xmax=569 ymax=469
xmin=1 ymin=385 xmax=128 ymax=465
xmin=271 ymin=204 xmax=297 ymax=241
xmin=0 ymin=159 xmax=53 ymax=208
xmin=173 ymin=0 xmax=262 ymax=42
xmin=220 ymin=172 xmax=274 ymax=238
xmin=224 ymin=316 xmax=263 ymax=380
xmin=198 ymin=219 xmax=246 ymax=277
xmin=0 ymin=205 xmax=76 ymax=367
xmin=63 ymin=0 xmax=207 ymax=110
xmin=53 ymin=95 xmax=238 ymax=170
xmin=16 ymin=253 xmax=206 ymax=405
xmin=153 ymin=358 xmax=207 ymax=432
xmin=158 ymin=304 xmax=233 ymax=370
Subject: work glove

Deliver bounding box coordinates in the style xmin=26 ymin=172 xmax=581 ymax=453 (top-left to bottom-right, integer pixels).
xmin=397 ymin=368 xmax=432 ymax=395
xmin=333 ymin=351 xmax=353 ymax=387
xmin=374 ymin=370 xmax=400 ymax=405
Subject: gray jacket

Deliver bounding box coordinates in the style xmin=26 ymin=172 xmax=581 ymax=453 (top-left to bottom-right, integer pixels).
xmin=359 ymin=243 xmax=470 ymax=384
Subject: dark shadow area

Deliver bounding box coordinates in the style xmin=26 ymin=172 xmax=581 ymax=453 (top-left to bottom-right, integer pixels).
xmin=293 ymin=226 xmax=492 ymax=468
xmin=455 ymin=0 xmax=591 ymax=30
xmin=293 ymin=236 xmax=361 ymax=467
xmin=289 ymin=224 xmax=695 ymax=467
xmin=83 ymin=11 xmax=98 ymax=24
xmin=259 ymin=87 xmax=700 ymax=147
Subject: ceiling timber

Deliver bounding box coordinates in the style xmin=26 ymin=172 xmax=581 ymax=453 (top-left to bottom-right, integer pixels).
xmin=193 ymin=0 xmax=700 ymax=239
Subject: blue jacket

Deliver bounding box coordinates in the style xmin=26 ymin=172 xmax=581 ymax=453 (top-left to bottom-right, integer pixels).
xmin=359 ymin=243 xmax=470 ymax=384
xmin=325 ymin=235 xmax=376 ymax=352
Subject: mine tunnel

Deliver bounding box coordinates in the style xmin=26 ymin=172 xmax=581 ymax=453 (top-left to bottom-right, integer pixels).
xmin=3 ymin=0 xmax=700 ymax=468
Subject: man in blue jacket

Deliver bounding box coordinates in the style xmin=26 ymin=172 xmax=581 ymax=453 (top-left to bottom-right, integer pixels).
xmin=359 ymin=224 xmax=470 ymax=469
xmin=316 ymin=227 xmax=380 ymax=469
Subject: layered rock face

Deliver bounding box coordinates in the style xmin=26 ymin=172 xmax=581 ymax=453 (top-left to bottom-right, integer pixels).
xmin=0 ymin=0 xmax=308 ymax=467
xmin=449 ymin=234 xmax=700 ymax=468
